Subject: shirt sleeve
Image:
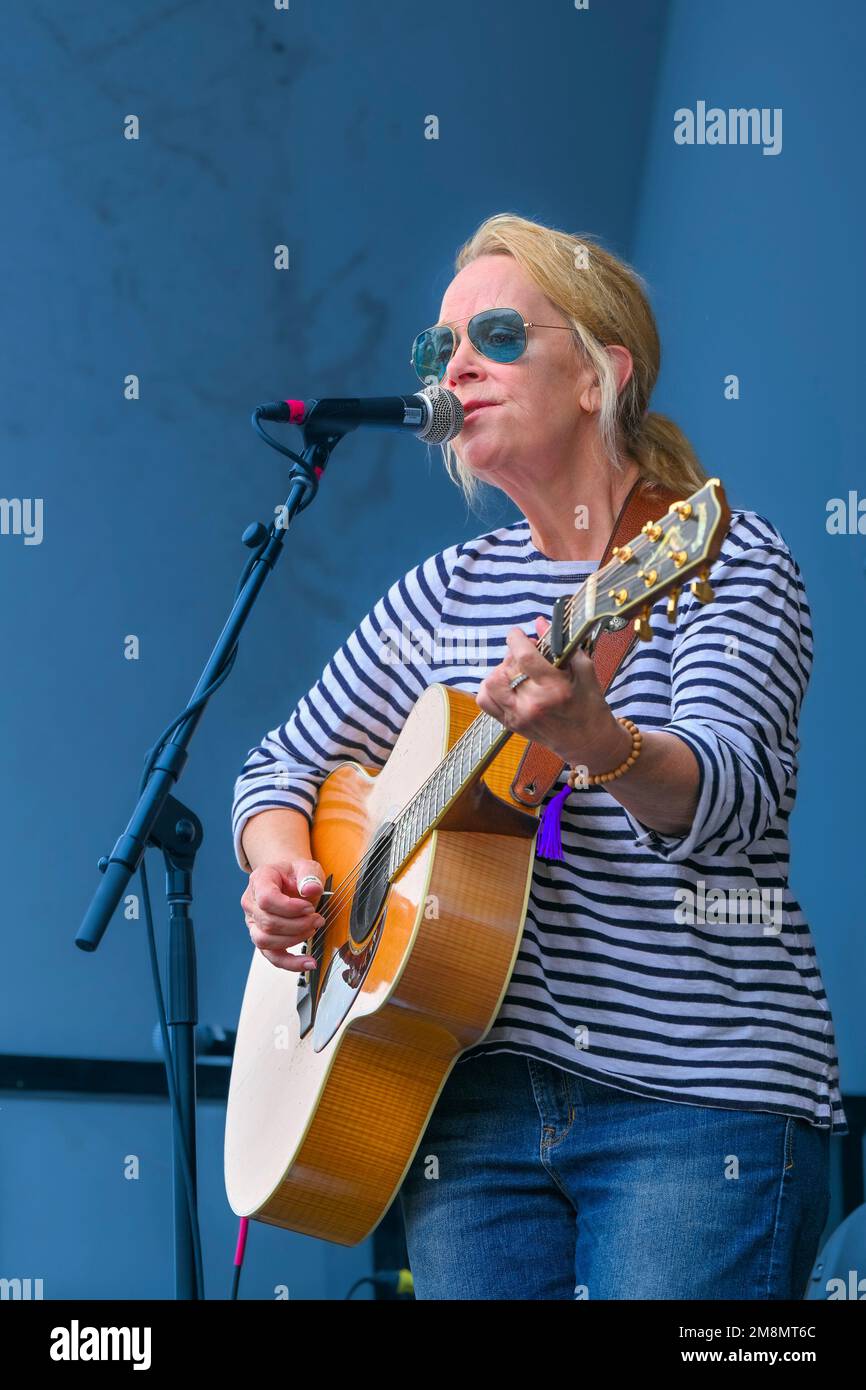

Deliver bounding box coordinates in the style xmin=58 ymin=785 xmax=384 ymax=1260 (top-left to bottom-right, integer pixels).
xmin=230 ymin=546 xmax=454 ymax=872
xmin=620 ymin=515 xmax=813 ymax=864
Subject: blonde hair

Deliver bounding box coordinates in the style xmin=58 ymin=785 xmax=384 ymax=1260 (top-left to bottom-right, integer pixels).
xmin=438 ymin=212 xmax=706 ymax=509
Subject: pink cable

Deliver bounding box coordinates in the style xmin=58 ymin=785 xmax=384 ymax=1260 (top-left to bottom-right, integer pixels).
xmin=234 ymin=1217 xmax=249 ymax=1268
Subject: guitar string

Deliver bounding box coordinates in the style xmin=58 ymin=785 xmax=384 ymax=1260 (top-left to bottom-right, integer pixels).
xmin=288 ymin=514 xmax=690 ymax=957
xmin=291 ymin=591 xmax=579 ymax=957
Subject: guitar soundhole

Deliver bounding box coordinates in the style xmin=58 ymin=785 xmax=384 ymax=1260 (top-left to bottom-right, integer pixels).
xmin=349 ymin=822 xmax=394 ymax=946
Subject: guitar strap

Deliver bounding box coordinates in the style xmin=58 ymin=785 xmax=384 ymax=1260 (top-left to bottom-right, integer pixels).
xmin=509 ymin=477 xmax=681 ymax=807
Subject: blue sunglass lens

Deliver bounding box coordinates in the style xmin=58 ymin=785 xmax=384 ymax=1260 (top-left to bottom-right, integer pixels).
xmin=412 ymin=310 xmax=527 ymax=381
xmin=469 ymin=310 xmax=526 ymax=362
xmin=413 ymin=329 xmax=453 ymax=383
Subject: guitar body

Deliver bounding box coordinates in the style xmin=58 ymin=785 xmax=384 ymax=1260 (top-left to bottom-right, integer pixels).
xmin=224 ymin=683 xmax=540 ymax=1246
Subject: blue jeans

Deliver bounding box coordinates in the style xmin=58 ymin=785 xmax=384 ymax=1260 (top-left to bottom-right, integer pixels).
xmin=398 ymin=1052 xmax=831 ymax=1300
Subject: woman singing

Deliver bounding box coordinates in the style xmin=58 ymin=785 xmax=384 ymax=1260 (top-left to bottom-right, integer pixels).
xmin=231 ymin=213 xmax=847 ymax=1300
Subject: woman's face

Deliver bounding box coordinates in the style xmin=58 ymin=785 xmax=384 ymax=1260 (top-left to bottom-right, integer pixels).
xmin=435 ymin=255 xmax=593 ymax=488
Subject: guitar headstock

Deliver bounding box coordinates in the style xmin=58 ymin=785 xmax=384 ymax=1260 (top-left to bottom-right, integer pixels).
xmin=541 ymin=478 xmax=731 ymax=662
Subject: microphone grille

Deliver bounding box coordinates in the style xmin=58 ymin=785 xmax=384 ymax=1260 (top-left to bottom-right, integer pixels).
xmin=417 ymin=384 xmax=464 ymax=444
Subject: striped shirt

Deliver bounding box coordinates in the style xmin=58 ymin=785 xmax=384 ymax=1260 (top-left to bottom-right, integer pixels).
xmin=232 ymin=507 xmax=848 ymax=1136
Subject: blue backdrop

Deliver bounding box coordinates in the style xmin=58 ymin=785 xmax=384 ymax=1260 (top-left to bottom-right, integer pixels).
xmin=1 ymin=0 xmax=861 ymax=1299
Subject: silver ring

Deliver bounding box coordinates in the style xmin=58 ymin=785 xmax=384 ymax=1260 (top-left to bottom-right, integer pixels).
xmin=509 ymin=672 xmax=529 ymax=690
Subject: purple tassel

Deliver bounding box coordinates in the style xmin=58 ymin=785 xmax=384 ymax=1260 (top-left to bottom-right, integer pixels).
xmin=536 ymin=781 xmax=574 ymax=861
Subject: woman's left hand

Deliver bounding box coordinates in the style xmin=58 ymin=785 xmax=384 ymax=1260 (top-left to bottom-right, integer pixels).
xmin=475 ymin=615 xmax=630 ymax=774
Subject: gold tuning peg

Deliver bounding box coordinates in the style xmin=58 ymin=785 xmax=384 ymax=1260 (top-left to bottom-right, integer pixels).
xmin=690 ymin=568 xmax=714 ymax=603
xmin=670 ymin=501 xmax=692 ymax=521
xmin=666 ymin=587 xmax=681 ymax=622
xmin=634 ymin=608 xmax=653 ymax=642
xmin=641 ymin=521 xmax=663 ymax=541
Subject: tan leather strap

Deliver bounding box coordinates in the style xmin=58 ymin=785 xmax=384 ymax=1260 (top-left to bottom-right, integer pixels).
xmin=509 ymin=479 xmax=680 ymax=807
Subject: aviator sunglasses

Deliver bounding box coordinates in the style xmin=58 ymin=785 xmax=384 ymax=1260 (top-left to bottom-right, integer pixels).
xmin=410 ymin=307 xmax=575 ymax=384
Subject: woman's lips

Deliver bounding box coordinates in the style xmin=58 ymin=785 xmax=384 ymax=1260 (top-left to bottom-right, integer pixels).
xmin=464 ymin=404 xmax=499 ymax=422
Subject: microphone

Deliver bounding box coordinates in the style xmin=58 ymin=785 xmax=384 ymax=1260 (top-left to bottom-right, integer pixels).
xmin=254 ymin=384 xmax=464 ymax=445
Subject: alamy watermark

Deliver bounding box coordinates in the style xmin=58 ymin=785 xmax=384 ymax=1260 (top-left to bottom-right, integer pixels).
xmin=826 ymin=491 xmax=866 ymax=534
xmin=675 ymin=881 xmax=783 ymax=933
xmin=379 ymin=620 xmax=488 ymax=667
xmin=675 ymin=102 xmax=782 ymax=156
xmin=49 ymin=1321 xmax=151 ymax=1370
xmin=1 ymin=1276 xmax=43 ymax=1299
xmin=0 ymin=497 xmax=43 ymax=545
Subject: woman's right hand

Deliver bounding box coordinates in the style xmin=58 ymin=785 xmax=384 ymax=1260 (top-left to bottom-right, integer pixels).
xmin=240 ymin=859 xmax=326 ymax=973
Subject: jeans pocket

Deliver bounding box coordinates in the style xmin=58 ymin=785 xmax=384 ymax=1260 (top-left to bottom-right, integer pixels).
xmin=784 ymin=1116 xmax=831 ymax=1219
xmin=783 ymin=1116 xmax=795 ymax=1174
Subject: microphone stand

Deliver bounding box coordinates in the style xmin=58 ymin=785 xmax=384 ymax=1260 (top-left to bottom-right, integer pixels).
xmin=75 ymin=414 xmax=352 ymax=1300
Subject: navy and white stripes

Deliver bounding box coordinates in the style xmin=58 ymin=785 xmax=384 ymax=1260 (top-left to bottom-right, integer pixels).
xmin=231 ymin=508 xmax=848 ymax=1135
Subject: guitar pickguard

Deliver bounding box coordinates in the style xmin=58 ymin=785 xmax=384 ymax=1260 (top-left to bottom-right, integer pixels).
xmin=297 ymin=822 xmax=395 ymax=1049
xmin=311 ymin=908 xmax=386 ymax=1051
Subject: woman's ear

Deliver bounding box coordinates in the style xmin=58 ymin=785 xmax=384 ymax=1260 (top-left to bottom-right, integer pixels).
xmin=577 ymin=344 xmax=634 ymax=416
xmin=606 ymin=344 xmax=635 ymax=395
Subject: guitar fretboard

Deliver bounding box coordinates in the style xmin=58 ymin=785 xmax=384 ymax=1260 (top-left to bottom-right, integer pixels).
xmin=386 ymin=709 xmax=505 ymax=876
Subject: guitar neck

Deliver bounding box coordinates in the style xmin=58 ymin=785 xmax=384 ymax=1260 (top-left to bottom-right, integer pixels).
xmin=387 ymin=709 xmax=513 ymax=876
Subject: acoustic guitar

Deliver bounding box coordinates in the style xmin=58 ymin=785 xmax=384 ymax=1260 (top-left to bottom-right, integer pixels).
xmin=224 ymin=478 xmax=730 ymax=1245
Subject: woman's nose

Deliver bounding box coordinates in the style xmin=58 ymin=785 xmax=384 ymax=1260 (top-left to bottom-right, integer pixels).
xmin=446 ymin=334 xmax=483 ymax=384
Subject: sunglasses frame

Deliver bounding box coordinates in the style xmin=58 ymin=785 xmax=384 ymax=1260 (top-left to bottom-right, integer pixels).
xmin=410 ymin=307 xmax=575 ymax=383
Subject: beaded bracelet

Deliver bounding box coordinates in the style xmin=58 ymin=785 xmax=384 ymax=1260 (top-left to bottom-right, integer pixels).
xmin=567 ymin=717 xmax=643 ymax=788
